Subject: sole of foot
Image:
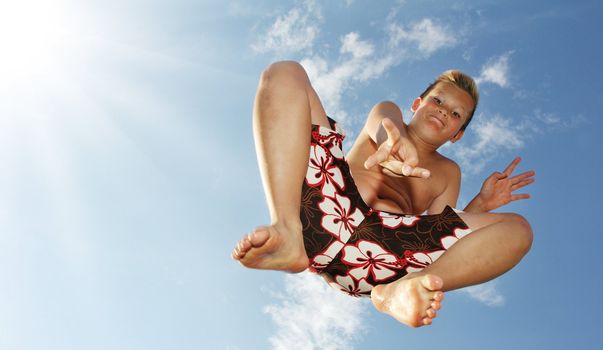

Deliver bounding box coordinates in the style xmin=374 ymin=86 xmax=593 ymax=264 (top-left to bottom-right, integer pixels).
xmin=232 ymin=225 xmax=309 ymax=273
xmin=371 ymin=274 xmax=444 ymax=328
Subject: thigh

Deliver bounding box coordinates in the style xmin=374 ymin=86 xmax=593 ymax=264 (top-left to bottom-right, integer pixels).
xmin=273 ymin=61 xmax=330 ymax=128
xmin=306 ymin=84 xmax=330 ymax=128
xmin=456 ymin=211 xmax=506 ymax=232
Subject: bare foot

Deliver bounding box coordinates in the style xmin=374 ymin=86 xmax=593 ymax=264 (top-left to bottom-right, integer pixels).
xmin=232 ymin=224 xmax=309 ymax=273
xmin=371 ymin=273 xmax=445 ymax=327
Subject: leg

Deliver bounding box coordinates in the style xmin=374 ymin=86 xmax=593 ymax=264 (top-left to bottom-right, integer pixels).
xmin=409 ymin=211 xmax=533 ymax=290
xmin=371 ymin=211 xmax=533 ymax=326
xmin=232 ymin=61 xmax=330 ymax=272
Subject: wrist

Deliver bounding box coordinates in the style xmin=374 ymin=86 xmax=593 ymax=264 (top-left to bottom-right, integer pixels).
xmin=465 ymin=194 xmax=489 ymax=213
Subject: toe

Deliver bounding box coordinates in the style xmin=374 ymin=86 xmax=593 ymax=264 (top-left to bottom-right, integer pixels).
xmin=429 ymin=291 xmax=444 ymax=302
xmin=248 ymin=228 xmax=270 ymax=247
xmin=431 ymin=301 xmax=441 ymax=310
xmin=426 ymin=308 xmax=437 ymax=319
xmin=235 ymin=241 xmax=247 ymax=255
xmin=422 ymin=274 xmax=444 ymax=291
xmin=422 ymin=317 xmax=433 ymax=326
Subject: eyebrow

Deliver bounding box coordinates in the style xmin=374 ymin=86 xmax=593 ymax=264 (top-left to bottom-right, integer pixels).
xmin=431 ymin=89 xmax=469 ymax=113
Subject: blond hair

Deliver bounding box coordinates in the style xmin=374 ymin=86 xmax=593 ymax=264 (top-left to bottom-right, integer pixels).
xmin=420 ymin=70 xmax=479 ymax=131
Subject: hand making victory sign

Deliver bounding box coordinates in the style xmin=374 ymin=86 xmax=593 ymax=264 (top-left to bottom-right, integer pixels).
xmin=473 ymin=157 xmax=536 ymax=212
xmin=364 ymin=118 xmax=431 ymax=179
xmin=364 ymin=118 xmax=535 ymax=213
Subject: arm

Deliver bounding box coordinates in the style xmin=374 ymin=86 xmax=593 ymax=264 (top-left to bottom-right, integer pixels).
xmin=464 ymin=157 xmax=536 ymax=213
xmin=363 ymin=102 xmax=430 ymax=178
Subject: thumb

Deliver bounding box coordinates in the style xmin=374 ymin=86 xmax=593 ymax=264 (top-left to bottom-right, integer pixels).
xmin=490 ymin=171 xmax=507 ymax=180
xmin=495 ymin=171 xmax=508 ymax=179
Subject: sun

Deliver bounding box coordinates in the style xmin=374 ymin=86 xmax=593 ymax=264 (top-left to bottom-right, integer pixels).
xmin=0 ymin=0 xmax=65 ymax=82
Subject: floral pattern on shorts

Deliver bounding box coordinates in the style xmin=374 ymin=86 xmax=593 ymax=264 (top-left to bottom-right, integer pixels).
xmin=301 ymin=117 xmax=471 ymax=297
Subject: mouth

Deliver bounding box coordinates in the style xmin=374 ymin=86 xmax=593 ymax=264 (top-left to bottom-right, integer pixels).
xmin=428 ymin=114 xmax=446 ymax=128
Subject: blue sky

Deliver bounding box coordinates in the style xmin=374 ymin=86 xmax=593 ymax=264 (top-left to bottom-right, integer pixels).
xmin=0 ymin=0 xmax=602 ymax=349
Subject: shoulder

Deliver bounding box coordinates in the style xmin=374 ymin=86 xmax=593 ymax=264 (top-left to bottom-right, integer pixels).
xmin=365 ymin=101 xmax=405 ymax=130
xmin=369 ymin=101 xmax=402 ymax=117
xmin=432 ymin=153 xmax=461 ymax=180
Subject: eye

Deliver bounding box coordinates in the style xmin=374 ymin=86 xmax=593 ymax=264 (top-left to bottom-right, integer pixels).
xmin=452 ymin=111 xmax=461 ymax=118
xmin=433 ymin=97 xmax=442 ymax=105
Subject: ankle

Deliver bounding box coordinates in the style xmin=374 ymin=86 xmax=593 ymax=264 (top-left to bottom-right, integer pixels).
xmin=271 ymin=218 xmax=302 ymax=234
xmin=401 ymin=271 xmax=423 ymax=281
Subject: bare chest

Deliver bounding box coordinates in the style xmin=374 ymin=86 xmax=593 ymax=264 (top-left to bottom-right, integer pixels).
xmin=344 ymin=135 xmax=448 ymax=214
xmin=349 ymin=164 xmax=443 ymax=214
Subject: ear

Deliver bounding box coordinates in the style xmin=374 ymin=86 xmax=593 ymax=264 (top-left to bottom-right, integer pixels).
xmin=450 ymin=129 xmax=464 ymax=143
xmin=411 ymin=97 xmax=422 ymax=113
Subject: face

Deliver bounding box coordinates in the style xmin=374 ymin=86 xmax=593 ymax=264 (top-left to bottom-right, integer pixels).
xmin=409 ymin=82 xmax=475 ymax=145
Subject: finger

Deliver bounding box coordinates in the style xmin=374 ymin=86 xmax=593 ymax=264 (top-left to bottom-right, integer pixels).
xmin=379 ymin=160 xmax=430 ymax=178
xmin=382 ymin=118 xmax=401 ymax=145
xmin=510 ymin=194 xmax=530 ymax=201
xmin=379 ymin=159 xmax=406 ymax=176
xmin=511 ymin=178 xmax=535 ymax=191
xmin=364 ymin=145 xmax=392 ymax=169
xmin=382 ymin=159 xmax=427 ymax=178
xmin=509 ymin=170 xmax=536 ymax=183
xmin=408 ymin=166 xmax=431 ymax=178
xmin=487 ymin=171 xmax=507 ymax=182
xmin=381 ymin=167 xmax=404 ymax=178
xmin=398 ymin=139 xmax=419 ymax=168
xmin=502 ymin=157 xmax=521 ymax=176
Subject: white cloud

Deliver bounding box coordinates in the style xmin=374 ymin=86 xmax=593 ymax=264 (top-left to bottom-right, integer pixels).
xmin=251 ymin=0 xmax=460 ymax=127
xmin=463 ymin=281 xmax=505 ymax=307
xmin=340 ymin=32 xmax=374 ymax=59
xmin=444 ymin=106 xmax=586 ymax=177
xmin=476 ymin=52 xmax=512 ymax=88
xmin=388 ymin=18 xmax=457 ymax=56
xmin=294 ymin=17 xmax=458 ymax=125
xmin=227 ymin=1 xmax=259 ymax=18
xmin=449 ymin=113 xmax=524 ymax=174
xmin=300 ymin=32 xmax=396 ymax=125
xmin=517 ymin=109 xmax=587 ymax=135
xmin=309 ymin=17 xmax=456 ymax=124
xmin=264 ymin=272 xmax=369 ymax=350
xmin=251 ymin=0 xmax=321 ymax=54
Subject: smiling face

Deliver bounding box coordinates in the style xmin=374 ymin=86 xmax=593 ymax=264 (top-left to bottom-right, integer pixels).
xmin=409 ymin=81 xmax=475 ymax=146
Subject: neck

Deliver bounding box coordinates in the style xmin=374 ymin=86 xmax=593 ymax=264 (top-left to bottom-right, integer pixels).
xmin=406 ymin=125 xmax=441 ymax=157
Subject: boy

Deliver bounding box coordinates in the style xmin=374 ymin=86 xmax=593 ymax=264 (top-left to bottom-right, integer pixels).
xmin=232 ymin=61 xmax=534 ymax=328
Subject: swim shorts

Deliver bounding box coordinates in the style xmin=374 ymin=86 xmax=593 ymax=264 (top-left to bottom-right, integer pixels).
xmin=301 ymin=117 xmax=472 ymax=297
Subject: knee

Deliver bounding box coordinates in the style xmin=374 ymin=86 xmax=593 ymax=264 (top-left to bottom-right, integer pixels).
xmin=504 ymin=213 xmax=533 ymax=255
xmin=259 ymin=61 xmax=309 ymax=87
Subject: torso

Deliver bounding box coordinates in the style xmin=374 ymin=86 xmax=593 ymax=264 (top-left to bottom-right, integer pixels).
xmin=345 ymin=131 xmax=454 ymax=215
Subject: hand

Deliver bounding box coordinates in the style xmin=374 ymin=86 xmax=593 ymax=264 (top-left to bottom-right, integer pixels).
xmin=364 ymin=118 xmax=430 ymax=178
xmin=478 ymin=157 xmax=535 ymax=211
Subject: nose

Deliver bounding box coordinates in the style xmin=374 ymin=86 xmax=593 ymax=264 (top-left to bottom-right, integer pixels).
xmin=437 ymin=108 xmax=448 ymax=117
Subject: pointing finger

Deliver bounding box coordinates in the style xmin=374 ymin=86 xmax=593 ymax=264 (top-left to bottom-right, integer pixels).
xmin=503 ymin=157 xmax=521 ymax=176
xmin=365 ymin=145 xmax=392 ymax=169
xmin=398 ymin=139 xmax=419 ymax=168
xmin=382 ymin=118 xmax=401 ymax=145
